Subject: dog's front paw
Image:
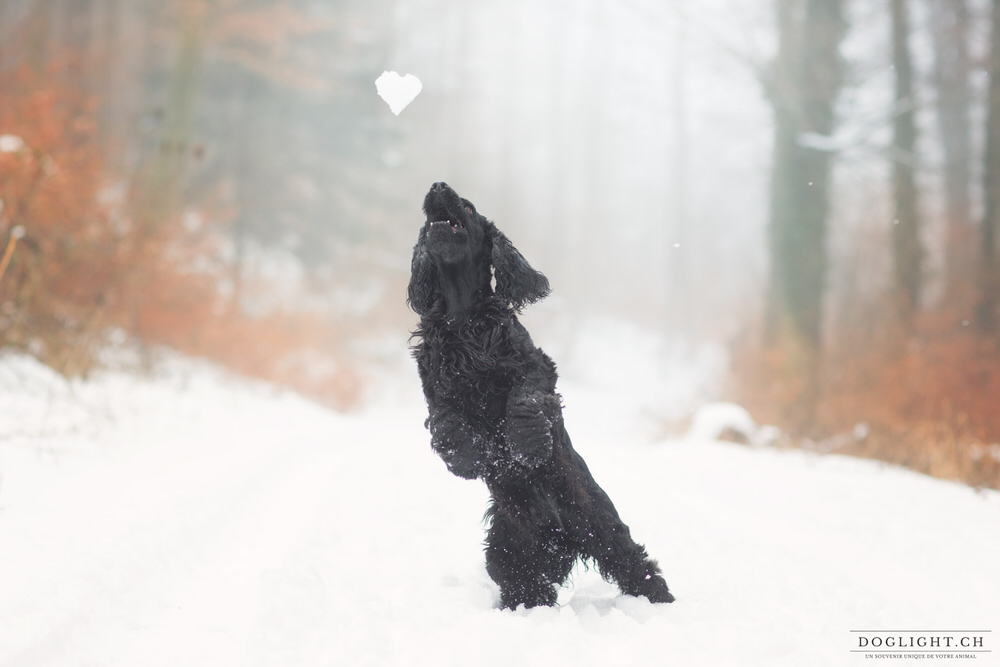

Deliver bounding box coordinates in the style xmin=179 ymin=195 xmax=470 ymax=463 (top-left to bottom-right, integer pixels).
xmin=505 ymin=395 xmax=555 ymax=466
xmin=429 ymin=411 xmax=481 ymax=479
xmin=438 ymin=444 xmax=479 ymax=479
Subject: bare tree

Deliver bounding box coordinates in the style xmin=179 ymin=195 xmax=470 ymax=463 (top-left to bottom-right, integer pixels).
xmin=140 ymin=0 xmax=207 ymax=231
xmin=25 ymin=0 xmax=55 ymax=69
xmin=981 ymin=0 xmax=1000 ymax=332
xmin=928 ymin=0 xmax=973 ymax=302
xmin=890 ymin=0 xmax=922 ymax=325
xmin=765 ymin=0 xmax=848 ymax=431
xmin=669 ymin=2 xmax=692 ymax=341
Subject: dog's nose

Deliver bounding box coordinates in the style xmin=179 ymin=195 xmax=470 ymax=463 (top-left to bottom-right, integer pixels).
xmin=431 ymin=181 xmax=448 ymax=193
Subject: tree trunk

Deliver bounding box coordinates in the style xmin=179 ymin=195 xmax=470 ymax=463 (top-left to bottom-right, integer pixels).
xmin=98 ymin=0 xmax=123 ymax=151
xmin=928 ymin=0 xmax=973 ymax=303
xmin=25 ymin=0 xmax=55 ymax=70
xmin=65 ymin=0 xmax=95 ymax=58
xmin=579 ymin=0 xmax=607 ymax=315
xmin=669 ymin=1 xmax=691 ymax=342
xmin=980 ymin=0 xmax=1000 ymax=333
xmin=766 ymin=0 xmax=847 ymax=432
xmin=0 ymin=2 xmax=12 ymax=65
xmin=891 ymin=0 xmax=922 ymax=325
xmin=764 ymin=0 xmax=798 ymax=348
xmin=543 ymin=1 xmax=567 ymax=279
xmin=141 ymin=0 xmax=206 ymax=231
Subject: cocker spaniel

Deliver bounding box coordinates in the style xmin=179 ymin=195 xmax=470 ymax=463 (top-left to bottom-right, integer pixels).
xmin=408 ymin=182 xmax=674 ymax=609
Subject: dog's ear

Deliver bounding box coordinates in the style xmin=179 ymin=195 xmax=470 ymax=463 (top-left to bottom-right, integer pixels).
xmin=407 ymin=227 xmax=437 ymax=315
xmin=487 ymin=222 xmax=550 ymax=311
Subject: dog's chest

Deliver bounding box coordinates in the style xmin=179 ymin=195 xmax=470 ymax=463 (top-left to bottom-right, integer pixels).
xmin=422 ymin=319 xmax=516 ymax=411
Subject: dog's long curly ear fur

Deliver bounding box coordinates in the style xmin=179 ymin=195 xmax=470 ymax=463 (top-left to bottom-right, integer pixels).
xmin=488 ymin=222 xmax=550 ymax=311
xmin=407 ymin=227 xmax=437 ymax=315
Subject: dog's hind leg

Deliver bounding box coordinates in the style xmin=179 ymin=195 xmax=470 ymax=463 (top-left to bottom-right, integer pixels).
xmin=580 ymin=495 xmax=675 ymax=604
xmin=485 ymin=513 xmax=575 ymax=610
xmin=589 ymin=524 xmax=674 ymax=604
xmin=557 ymin=436 xmax=674 ymax=604
xmin=566 ymin=454 xmax=674 ymax=604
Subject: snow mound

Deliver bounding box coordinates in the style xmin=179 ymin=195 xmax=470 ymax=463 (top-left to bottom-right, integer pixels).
xmin=685 ymin=401 xmax=780 ymax=447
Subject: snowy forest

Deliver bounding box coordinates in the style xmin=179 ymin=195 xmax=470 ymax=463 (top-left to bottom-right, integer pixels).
xmin=2 ymin=0 xmax=1000 ymax=493
xmin=3 ymin=2 xmax=1000 ymax=664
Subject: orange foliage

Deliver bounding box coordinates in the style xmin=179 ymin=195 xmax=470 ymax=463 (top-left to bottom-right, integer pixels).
xmin=0 ymin=64 xmax=125 ymax=374
xmin=731 ymin=304 xmax=1000 ymax=489
xmin=0 ymin=63 xmax=359 ymax=408
xmin=155 ymin=305 xmax=361 ymax=408
xmin=203 ymin=0 xmax=333 ymax=90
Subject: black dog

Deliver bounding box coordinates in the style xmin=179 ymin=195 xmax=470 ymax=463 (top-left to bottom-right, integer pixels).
xmin=407 ymin=182 xmax=674 ymax=609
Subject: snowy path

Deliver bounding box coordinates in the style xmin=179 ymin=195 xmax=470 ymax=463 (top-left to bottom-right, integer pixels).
xmin=1 ymin=354 xmax=998 ymax=666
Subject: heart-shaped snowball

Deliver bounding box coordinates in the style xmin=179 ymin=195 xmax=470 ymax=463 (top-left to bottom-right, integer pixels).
xmin=375 ymin=71 xmax=422 ymax=115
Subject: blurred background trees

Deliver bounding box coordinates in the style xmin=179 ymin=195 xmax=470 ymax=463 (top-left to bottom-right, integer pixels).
xmin=1 ymin=0 xmax=999 ymax=486
xmin=743 ymin=0 xmax=1000 ymax=488
xmin=764 ymin=0 xmax=847 ymax=430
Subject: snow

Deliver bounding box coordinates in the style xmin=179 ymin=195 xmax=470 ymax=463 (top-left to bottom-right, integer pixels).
xmin=685 ymin=401 xmax=781 ymax=447
xmin=1 ymin=347 xmax=999 ymax=666
xmin=0 ymin=134 xmax=25 ymax=153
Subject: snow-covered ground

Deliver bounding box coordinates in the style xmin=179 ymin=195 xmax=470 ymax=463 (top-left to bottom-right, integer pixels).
xmin=1 ymin=344 xmax=998 ymax=667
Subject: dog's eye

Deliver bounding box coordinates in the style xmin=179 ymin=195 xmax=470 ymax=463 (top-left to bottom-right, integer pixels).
xmin=465 ymin=206 xmax=472 ymax=213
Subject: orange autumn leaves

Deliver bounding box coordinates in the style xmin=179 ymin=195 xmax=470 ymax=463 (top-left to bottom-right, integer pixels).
xmin=0 ymin=64 xmax=357 ymax=407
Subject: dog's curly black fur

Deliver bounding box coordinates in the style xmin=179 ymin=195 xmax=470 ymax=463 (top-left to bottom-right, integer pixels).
xmin=407 ymin=182 xmax=674 ymax=610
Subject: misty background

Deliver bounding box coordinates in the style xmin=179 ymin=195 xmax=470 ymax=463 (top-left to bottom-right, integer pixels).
xmin=2 ymin=0 xmax=999 ymax=488
xmin=2 ymin=0 xmax=779 ymax=336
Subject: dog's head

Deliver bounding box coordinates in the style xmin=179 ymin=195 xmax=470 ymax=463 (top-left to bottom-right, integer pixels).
xmin=407 ymin=182 xmax=549 ymax=316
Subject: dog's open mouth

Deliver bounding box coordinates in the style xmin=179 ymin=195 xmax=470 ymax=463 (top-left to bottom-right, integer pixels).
xmin=428 ymin=218 xmax=463 ymax=233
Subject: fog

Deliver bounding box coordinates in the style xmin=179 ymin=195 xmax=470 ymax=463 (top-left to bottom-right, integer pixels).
xmin=380 ymin=0 xmax=774 ymax=342
xmin=4 ymin=0 xmax=993 ymax=429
